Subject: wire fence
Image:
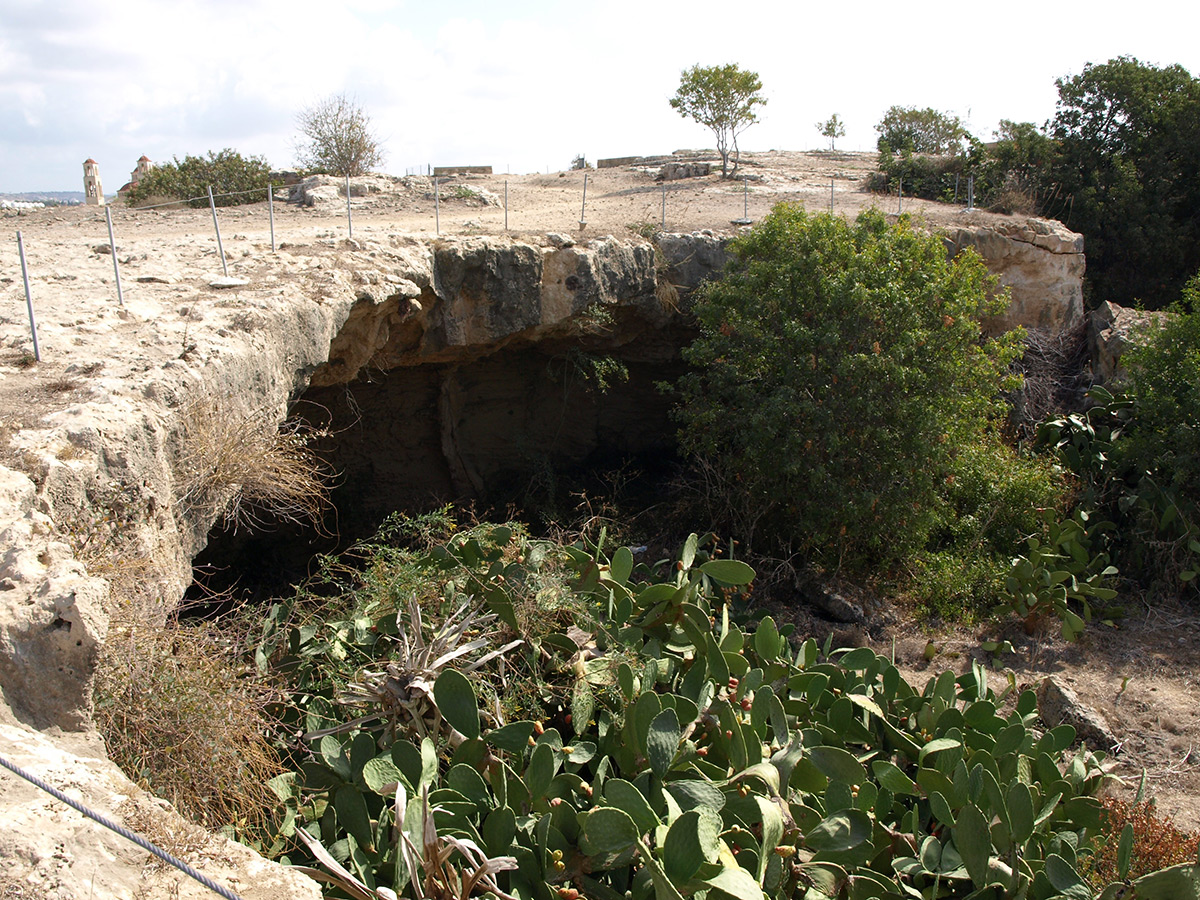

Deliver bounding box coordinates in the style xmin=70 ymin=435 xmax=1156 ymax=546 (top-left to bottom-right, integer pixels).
xmin=0 ymin=752 xmax=246 ymax=900
xmin=7 ymin=167 xmax=801 ymax=362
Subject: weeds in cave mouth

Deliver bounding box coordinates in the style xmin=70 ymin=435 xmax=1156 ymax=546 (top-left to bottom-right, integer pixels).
xmin=174 ymin=397 xmax=333 ymax=533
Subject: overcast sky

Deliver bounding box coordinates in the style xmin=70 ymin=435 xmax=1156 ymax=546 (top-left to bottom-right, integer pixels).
xmin=1 ymin=0 xmax=1196 ymax=193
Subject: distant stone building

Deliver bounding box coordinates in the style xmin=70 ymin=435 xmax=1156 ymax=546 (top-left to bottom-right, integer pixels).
xmin=116 ymin=156 xmax=153 ymax=200
xmin=82 ymin=159 xmax=104 ymax=206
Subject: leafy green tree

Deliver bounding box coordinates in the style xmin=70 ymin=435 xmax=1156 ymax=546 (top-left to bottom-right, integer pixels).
xmin=673 ymin=205 xmax=1025 ymax=571
xmin=669 ymin=64 xmax=765 ymax=177
xmin=295 ymin=92 xmax=385 ymax=176
xmin=875 ymin=105 xmax=966 ymax=154
xmin=1050 ymin=57 xmax=1200 ymax=309
xmin=1117 ymin=273 xmax=1200 ymax=560
xmin=124 ymin=149 xmax=276 ymax=208
xmin=816 ymin=113 xmax=845 ymax=150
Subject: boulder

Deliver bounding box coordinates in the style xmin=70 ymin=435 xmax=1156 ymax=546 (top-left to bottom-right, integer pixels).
xmin=659 ymin=162 xmax=711 ymax=181
xmin=655 ymin=231 xmax=730 ymax=296
xmin=946 ymin=217 xmax=1085 ymax=337
xmin=1037 ymin=676 xmax=1118 ymax=750
xmin=1089 ymin=300 xmax=1166 ymax=383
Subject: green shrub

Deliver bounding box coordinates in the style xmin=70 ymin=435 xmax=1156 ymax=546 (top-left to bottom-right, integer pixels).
xmin=125 ymin=148 xmax=278 ymax=208
xmin=870 ymin=148 xmax=961 ymax=202
xmin=1123 ymin=276 xmax=1200 ymax=517
xmin=672 ymin=205 xmax=1024 ymax=573
xmin=1038 ymin=277 xmax=1200 ymax=592
xmin=913 ymin=436 xmax=1068 ymax=620
xmin=874 ymin=106 xmax=966 ymax=154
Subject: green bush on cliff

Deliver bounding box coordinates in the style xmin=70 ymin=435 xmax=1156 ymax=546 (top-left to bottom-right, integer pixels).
xmin=672 ymin=205 xmax=1055 ymax=583
xmin=125 ymin=148 xmax=278 ymax=208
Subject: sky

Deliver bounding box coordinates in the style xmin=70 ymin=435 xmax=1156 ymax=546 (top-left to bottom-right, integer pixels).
xmin=1 ymin=0 xmax=1197 ymax=193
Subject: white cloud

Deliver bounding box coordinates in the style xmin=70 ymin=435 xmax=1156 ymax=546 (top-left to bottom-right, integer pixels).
xmin=1 ymin=0 xmax=1197 ymax=190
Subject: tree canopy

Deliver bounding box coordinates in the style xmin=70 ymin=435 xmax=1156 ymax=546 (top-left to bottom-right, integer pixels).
xmin=295 ymin=92 xmax=385 ymax=177
xmin=669 ymin=64 xmax=765 ymax=177
xmin=123 ymin=149 xmax=275 ymax=208
xmin=1050 ymin=57 xmax=1200 ymax=308
xmin=816 ymin=114 xmax=845 ymax=150
xmin=875 ymin=106 xmax=966 ymax=154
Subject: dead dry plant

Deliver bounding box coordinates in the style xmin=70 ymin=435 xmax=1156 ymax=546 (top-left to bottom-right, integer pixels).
xmin=1009 ymin=317 xmax=1091 ymax=438
xmin=174 ymin=398 xmax=331 ymax=533
xmin=92 ymin=608 xmax=284 ymax=839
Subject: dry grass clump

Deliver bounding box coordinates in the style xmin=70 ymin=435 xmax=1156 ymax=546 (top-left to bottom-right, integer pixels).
xmin=174 ymin=398 xmax=331 ymax=533
xmin=1009 ymin=316 xmax=1091 ymax=437
xmin=1084 ymin=797 xmax=1200 ymax=889
xmin=92 ymin=609 xmax=283 ymax=838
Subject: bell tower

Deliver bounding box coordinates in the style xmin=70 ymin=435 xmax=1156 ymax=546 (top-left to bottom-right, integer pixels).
xmin=83 ymin=159 xmax=105 ymax=206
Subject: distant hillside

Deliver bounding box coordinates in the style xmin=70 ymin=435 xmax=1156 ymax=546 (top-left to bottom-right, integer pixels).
xmin=0 ymin=191 xmax=86 ymax=204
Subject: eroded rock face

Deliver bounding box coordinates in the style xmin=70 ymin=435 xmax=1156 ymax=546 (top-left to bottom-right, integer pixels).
xmin=946 ymin=217 xmax=1085 ymax=336
xmin=0 ymin=712 xmax=321 ymax=900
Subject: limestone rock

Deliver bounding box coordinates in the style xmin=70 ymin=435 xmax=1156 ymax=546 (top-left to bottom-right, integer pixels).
xmin=659 ymin=162 xmax=711 ymax=181
xmin=0 ymin=716 xmax=322 ymax=900
xmin=946 ymin=217 xmax=1085 ymax=336
xmin=1090 ymin=301 xmax=1166 ymax=383
xmin=1037 ymin=676 xmax=1118 ymax=750
xmin=656 ymin=231 xmax=730 ymax=296
xmin=293 ymin=174 xmax=392 ymax=206
xmin=797 ymin=576 xmax=866 ymax=624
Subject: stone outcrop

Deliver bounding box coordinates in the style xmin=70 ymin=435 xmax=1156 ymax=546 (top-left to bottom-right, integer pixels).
xmin=0 ymin=711 xmax=321 ymax=899
xmin=946 ymin=217 xmax=1085 ymax=336
xmin=1089 ymin=300 xmax=1167 ymax=383
xmin=659 ymin=162 xmax=711 ymax=181
xmin=290 ymin=173 xmax=393 ymax=206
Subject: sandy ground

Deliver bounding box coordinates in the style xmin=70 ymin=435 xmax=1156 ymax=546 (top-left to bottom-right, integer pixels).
xmin=2 ymin=150 xmax=1197 ymax=833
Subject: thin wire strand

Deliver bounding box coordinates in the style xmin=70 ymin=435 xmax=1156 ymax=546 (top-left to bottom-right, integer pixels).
xmin=120 ymin=186 xmax=275 ymax=210
xmin=0 ymin=752 xmax=246 ymax=900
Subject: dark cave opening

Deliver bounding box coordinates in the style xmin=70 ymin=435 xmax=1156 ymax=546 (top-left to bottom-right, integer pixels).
xmin=187 ymin=340 xmax=687 ymax=605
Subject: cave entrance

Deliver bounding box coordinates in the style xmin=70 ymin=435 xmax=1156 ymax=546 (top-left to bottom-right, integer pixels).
xmin=188 ymin=339 xmax=686 ymax=602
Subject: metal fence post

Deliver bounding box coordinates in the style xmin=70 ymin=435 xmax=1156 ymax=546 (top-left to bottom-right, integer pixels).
xmin=967 ymin=175 xmax=975 ymax=211
xmin=345 ymin=174 xmax=353 ymax=238
xmin=207 ymin=186 xmax=228 ymax=276
xmin=104 ymin=206 xmax=124 ymax=307
xmin=732 ymin=176 xmax=752 ymax=225
xmin=434 ymin=178 xmax=440 ymax=235
xmin=16 ymin=231 xmax=40 ymax=361
xmin=504 ymin=181 xmax=509 ymax=231
xmin=268 ymin=184 xmax=276 ymax=251
xmin=579 ymin=173 xmax=588 ymax=227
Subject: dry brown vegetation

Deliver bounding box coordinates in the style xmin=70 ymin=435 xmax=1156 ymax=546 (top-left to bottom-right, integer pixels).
xmin=93 ymin=610 xmax=283 ymax=836
xmin=174 ymin=398 xmax=332 ymax=533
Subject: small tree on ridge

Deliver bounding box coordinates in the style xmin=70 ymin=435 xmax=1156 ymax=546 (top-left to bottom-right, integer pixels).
xmin=670 ymin=64 xmax=765 ymax=177
xmin=295 ymin=92 xmax=384 ymax=177
xmin=817 ymin=114 xmax=846 ymax=150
